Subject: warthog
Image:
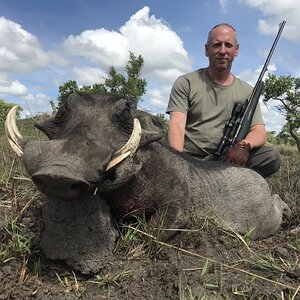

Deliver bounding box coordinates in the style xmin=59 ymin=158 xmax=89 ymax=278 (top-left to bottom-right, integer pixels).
xmin=5 ymin=93 xmax=291 ymax=273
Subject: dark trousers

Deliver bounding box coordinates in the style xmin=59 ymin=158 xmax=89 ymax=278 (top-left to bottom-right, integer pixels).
xmin=189 ymin=143 xmax=281 ymax=178
xmin=247 ymin=144 xmax=282 ymax=178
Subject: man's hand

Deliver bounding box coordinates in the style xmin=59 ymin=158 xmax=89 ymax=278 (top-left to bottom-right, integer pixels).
xmin=222 ymin=140 xmax=251 ymax=167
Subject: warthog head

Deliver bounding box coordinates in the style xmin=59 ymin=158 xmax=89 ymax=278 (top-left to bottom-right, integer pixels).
xmin=6 ymin=93 xmax=163 ymax=200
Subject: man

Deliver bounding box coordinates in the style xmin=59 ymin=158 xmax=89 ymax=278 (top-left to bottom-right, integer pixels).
xmin=166 ymin=23 xmax=281 ymax=178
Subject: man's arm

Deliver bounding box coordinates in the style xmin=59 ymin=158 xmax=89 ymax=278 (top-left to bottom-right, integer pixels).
xmin=222 ymin=124 xmax=267 ymax=166
xmin=242 ymin=124 xmax=267 ymax=149
xmin=167 ymin=111 xmax=187 ymax=152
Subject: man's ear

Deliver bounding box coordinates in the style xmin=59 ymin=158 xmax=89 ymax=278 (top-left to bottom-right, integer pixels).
xmin=205 ymin=44 xmax=209 ymax=57
xmin=235 ymin=44 xmax=240 ymax=57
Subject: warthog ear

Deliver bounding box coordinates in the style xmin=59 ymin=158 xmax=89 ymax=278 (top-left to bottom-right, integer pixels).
xmin=140 ymin=129 xmax=163 ymax=146
xmin=35 ymin=117 xmax=56 ymax=139
xmin=131 ymin=110 xmax=164 ymax=145
xmin=35 ymin=101 xmax=69 ymax=139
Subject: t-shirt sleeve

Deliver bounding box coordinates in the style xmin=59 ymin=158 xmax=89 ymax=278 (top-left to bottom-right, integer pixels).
xmin=166 ymin=76 xmax=189 ymax=115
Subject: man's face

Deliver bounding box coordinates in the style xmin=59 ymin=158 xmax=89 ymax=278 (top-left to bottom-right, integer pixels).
xmin=205 ymin=26 xmax=239 ymax=72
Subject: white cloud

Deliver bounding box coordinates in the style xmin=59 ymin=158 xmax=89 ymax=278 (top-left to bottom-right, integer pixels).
xmin=0 ymin=7 xmax=193 ymax=116
xmin=72 ymin=67 xmax=106 ymax=86
xmin=261 ymin=101 xmax=286 ymax=133
xmin=147 ymin=84 xmax=172 ymax=111
xmin=238 ymin=64 xmax=277 ymax=85
xmin=120 ymin=7 xmax=192 ymax=79
xmin=219 ymin=0 xmax=230 ymax=12
xmin=23 ymin=93 xmax=52 ymax=116
xmin=238 ymin=0 xmax=300 ymax=42
xmin=0 ymin=79 xmax=27 ymax=96
xmin=63 ymin=6 xmax=192 ymax=83
xmin=64 ymin=29 xmax=128 ymax=68
xmin=237 ymin=64 xmax=285 ymax=133
xmin=0 ymin=17 xmax=51 ymax=73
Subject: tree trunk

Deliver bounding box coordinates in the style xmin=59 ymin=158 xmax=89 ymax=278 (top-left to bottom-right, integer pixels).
xmin=288 ymin=126 xmax=300 ymax=153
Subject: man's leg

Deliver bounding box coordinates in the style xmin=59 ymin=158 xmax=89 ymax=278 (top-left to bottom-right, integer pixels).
xmin=248 ymin=144 xmax=282 ymax=178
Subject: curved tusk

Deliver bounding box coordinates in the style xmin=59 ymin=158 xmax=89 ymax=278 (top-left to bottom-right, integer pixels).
xmin=5 ymin=105 xmax=24 ymax=157
xmin=115 ymin=118 xmax=142 ymax=156
xmin=106 ymin=118 xmax=141 ymax=171
xmin=106 ymin=151 xmax=131 ymax=171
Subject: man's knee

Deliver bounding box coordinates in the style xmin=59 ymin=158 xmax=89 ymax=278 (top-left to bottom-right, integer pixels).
xmin=248 ymin=145 xmax=282 ymax=178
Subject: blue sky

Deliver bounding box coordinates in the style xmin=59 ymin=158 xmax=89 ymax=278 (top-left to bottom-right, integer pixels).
xmin=0 ymin=0 xmax=299 ymax=133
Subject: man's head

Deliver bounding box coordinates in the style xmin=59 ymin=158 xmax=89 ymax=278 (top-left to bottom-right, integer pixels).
xmin=205 ymin=23 xmax=239 ymax=72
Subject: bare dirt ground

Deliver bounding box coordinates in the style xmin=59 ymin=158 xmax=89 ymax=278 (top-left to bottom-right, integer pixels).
xmin=0 ymin=178 xmax=300 ymax=300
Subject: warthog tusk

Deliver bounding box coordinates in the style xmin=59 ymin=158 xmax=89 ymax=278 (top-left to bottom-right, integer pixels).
xmin=5 ymin=105 xmax=23 ymax=157
xmin=106 ymin=151 xmax=131 ymax=171
xmin=106 ymin=118 xmax=141 ymax=171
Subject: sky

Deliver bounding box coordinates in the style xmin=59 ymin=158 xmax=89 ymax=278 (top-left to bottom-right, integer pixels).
xmin=0 ymin=0 xmax=299 ymax=133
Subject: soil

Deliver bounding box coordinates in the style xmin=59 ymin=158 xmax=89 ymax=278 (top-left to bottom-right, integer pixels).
xmin=0 ymin=181 xmax=299 ymax=300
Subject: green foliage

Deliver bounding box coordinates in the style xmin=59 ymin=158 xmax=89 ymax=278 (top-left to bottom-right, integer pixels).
xmin=57 ymin=52 xmax=146 ymax=108
xmin=122 ymin=52 xmax=147 ymax=107
xmin=0 ymin=220 xmax=31 ymax=263
xmin=0 ymin=99 xmax=22 ymax=124
xmin=57 ymin=80 xmax=79 ymax=107
xmin=275 ymin=124 xmax=296 ymax=146
xmin=266 ymin=131 xmax=276 ymax=144
xmin=104 ymin=66 xmax=126 ymax=95
xmin=155 ymin=113 xmax=169 ymax=133
xmin=263 ymin=74 xmax=300 ymax=152
xmin=80 ymin=83 xmax=107 ymax=94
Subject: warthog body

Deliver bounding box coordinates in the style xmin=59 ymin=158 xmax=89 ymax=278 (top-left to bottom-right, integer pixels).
xmin=6 ymin=93 xmax=290 ymax=273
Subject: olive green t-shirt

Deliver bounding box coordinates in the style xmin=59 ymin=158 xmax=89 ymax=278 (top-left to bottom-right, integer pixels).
xmin=166 ymin=68 xmax=264 ymax=156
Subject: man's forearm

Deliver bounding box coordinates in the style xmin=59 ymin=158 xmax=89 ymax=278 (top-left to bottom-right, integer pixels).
xmin=243 ymin=125 xmax=267 ymax=149
xmin=168 ymin=127 xmax=185 ymax=152
xmin=167 ymin=112 xmax=187 ymax=152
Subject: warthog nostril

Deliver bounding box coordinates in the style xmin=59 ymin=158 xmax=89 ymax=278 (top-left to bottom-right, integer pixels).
xmin=31 ymin=167 xmax=90 ymax=200
xmin=32 ymin=177 xmax=45 ymax=191
xmin=70 ymin=182 xmax=89 ymax=193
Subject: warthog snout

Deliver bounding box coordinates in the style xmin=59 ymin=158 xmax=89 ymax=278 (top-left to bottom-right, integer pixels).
xmin=32 ymin=165 xmax=90 ymax=200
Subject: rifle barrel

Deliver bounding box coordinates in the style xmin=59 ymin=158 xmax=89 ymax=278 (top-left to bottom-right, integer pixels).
xmin=233 ymin=21 xmax=286 ymax=142
xmin=214 ymin=21 xmax=286 ymax=158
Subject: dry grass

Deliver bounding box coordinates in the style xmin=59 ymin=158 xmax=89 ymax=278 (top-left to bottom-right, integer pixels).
xmin=0 ymin=119 xmax=299 ymax=299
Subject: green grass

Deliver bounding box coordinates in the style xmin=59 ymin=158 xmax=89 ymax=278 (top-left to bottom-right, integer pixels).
xmin=0 ymin=116 xmax=299 ymax=299
xmin=0 ymin=219 xmax=31 ymax=263
xmin=0 ymin=115 xmax=47 ymax=137
xmin=88 ymin=268 xmax=134 ymax=298
xmin=0 ymin=117 xmax=47 ymax=183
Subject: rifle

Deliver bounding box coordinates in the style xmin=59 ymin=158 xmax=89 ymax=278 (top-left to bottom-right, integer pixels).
xmin=214 ymin=21 xmax=286 ymax=158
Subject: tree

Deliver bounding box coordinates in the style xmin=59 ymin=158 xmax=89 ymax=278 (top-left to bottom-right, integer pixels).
xmin=102 ymin=52 xmax=146 ymax=107
xmin=275 ymin=124 xmax=296 ymax=146
xmin=123 ymin=52 xmax=147 ymax=107
xmin=0 ymin=99 xmax=22 ymax=123
xmin=156 ymin=113 xmax=169 ymax=133
xmin=104 ymin=66 xmax=126 ymax=95
xmin=266 ymin=131 xmax=276 ymax=144
xmin=263 ymin=74 xmax=300 ymax=152
xmin=57 ymin=80 xmax=79 ymax=107
xmin=80 ymin=83 xmax=107 ymax=94
xmin=57 ymin=52 xmax=146 ymax=108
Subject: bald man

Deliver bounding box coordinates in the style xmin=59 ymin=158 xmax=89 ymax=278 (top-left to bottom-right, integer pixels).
xmin=166 ymin=23 xmax=281 ymax=178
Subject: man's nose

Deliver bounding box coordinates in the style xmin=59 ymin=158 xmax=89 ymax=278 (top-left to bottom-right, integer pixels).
xmin=219 ymin=43 xmax=226 ymax=53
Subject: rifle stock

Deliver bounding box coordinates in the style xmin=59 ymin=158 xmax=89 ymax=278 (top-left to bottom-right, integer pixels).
xmin=214 ymin=21 xmax=286 ymax=159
